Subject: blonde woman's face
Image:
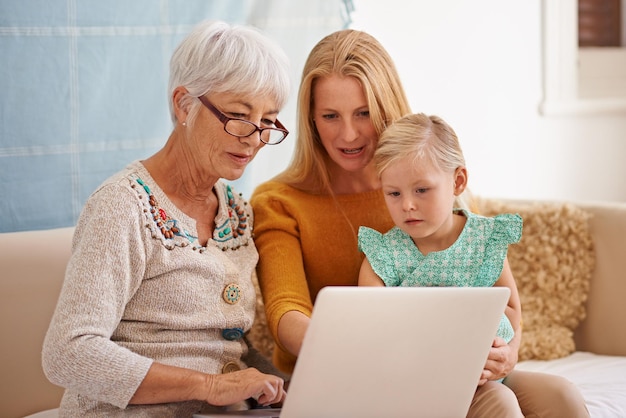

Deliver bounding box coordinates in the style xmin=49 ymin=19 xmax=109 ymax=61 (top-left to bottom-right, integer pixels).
xmin=312 ymin=75 xmax=378 ymax=174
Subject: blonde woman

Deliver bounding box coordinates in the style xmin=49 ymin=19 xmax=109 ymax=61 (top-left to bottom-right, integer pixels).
xmin=251 ymin=29 xmax=409 ymax=374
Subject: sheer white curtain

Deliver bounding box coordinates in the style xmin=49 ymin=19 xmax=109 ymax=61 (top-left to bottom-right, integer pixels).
xmin=0 ymin=0 xmax=351 ymax=232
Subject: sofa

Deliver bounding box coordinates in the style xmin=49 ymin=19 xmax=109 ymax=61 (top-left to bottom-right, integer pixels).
xmin=1 ymin=199 xmax=625 ymax=418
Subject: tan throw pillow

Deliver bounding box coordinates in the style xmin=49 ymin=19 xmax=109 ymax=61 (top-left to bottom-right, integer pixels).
xmin=476 ymin=198 xmax=594 ymax=360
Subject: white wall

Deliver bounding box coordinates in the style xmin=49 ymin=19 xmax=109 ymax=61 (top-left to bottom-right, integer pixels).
xmin=349 ymin=0 xmax=626 ymax=203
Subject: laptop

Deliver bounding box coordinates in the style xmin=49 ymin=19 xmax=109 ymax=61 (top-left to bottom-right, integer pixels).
xmin=194 ymin=286 xmax=510 ymax=418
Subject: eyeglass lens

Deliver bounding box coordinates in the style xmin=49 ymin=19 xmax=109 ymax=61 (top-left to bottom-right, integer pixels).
xmin=225 ymin=119 xmax=286 ymax=145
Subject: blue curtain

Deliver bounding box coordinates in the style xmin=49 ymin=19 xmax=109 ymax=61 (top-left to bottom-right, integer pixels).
xmin=0 ymin=0 xmax=352 ymax=232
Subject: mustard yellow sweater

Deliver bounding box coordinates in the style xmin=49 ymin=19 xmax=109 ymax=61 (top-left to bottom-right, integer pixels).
xmin=250 ymin=181 xmax=394 ymax=373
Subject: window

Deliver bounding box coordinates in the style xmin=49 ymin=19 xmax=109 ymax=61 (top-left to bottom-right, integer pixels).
xmin=540 ymin=0 xmax=626 ymax=115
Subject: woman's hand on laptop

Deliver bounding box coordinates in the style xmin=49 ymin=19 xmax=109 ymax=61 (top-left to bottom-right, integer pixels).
xmin=204 ymin=368 xmax=286 ymax=406
xmin=478 ymin=336 xmax=519 ymax=385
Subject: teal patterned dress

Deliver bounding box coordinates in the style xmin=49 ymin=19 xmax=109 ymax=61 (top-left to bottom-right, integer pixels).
xmin=358 ymin=209 xmax=522 ymax=343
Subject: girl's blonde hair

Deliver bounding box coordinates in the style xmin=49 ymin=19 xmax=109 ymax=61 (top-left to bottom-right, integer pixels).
xmin=376 ymin=113 xmax=465 ymax=175
xmin=376 ymin=113 xmax=472 ymax=210
xmin=274 ymin=29 xmax=411 ymax=193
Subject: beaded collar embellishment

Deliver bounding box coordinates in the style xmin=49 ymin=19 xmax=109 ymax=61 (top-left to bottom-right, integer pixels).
xmin=132 ymin=177 xmax=251 ymax=252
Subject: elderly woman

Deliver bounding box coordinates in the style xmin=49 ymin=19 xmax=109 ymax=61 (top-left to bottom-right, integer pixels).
xmin=42 ymin=20 xmax=290 ymax=416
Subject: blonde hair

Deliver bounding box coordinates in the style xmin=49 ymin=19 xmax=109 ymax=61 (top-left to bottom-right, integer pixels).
xmin=274 ymin=29 xmax=411 ymax=193
xmin=376 ymin=113 xmax=472 ymax=210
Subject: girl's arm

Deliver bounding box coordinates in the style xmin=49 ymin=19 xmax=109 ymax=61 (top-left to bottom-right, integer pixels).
xmin=493 ymin=257 xmax=522 ymax=334
xmin=479 ymin=256 xmax=522 ymax=384
xmin=358 ymin=258 xmax=385 ymax=286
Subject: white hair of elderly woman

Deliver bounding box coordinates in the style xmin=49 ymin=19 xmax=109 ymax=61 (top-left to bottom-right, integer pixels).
xmin=167 ymin=19 xmax=291 ymax=125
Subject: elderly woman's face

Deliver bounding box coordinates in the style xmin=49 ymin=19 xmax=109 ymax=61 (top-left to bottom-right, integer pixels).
xmin=189 ymin=91 xmax=281 ymax=181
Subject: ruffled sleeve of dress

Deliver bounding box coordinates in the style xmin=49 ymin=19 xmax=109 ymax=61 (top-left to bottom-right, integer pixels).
xmin=477 ymin=212 xmax=523 ymax=287
xmin=358 ymin=226 xmax=402 ymax=287
xmin=493 ymin=213 xmax=523 ymax=244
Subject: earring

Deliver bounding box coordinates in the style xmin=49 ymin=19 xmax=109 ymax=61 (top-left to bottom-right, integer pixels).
xmin=182 ymin=121 xmax=187 ymax=127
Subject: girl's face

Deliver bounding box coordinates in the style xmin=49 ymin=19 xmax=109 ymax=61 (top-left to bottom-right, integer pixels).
xmin=312 ymin=74 xmax=378 ymax=174
xmin=381 ymin=155 xmax=466 ymax=248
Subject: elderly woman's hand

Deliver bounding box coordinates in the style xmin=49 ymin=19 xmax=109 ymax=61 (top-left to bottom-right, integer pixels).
xmin=477 ymin=337 xmax=519 ymax=386
xmin=205 ymin=368 xmax=286 ymax=407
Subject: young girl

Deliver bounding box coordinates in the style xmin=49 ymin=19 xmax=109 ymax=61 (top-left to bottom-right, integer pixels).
xmin=358 ymin=112 xmax=522 ymax=356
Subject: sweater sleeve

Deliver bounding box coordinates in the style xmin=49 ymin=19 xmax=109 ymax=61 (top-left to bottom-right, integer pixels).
xmin=250 ymin=182 xmax=315 ymax=353
xmin=42 ymin=179 xmax=153 ymax=408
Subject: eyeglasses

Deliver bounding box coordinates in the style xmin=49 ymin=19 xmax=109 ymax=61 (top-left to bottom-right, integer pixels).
xmin=198 ymin=96 xmax=289 ymax=145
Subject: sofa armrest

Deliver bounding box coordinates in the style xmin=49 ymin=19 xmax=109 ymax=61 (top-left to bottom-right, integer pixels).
xmin=0 ymin=227 xmax=72 ymax=417
xmin=574 ymin=201 xmax=626 ymax=356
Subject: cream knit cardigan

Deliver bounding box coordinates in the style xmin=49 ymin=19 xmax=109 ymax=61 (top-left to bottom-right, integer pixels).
xmin=42 ymin=161 xmax=258 ymax=417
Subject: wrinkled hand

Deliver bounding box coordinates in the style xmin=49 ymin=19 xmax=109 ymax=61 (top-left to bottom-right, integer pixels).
xmin=477 ymin=337 xmax=518 ymax=386
xmin=205 ymin=368 xmax=286 ymax=406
